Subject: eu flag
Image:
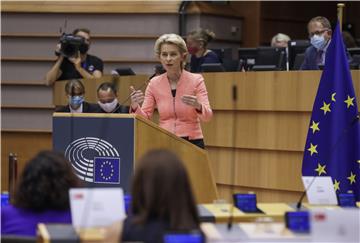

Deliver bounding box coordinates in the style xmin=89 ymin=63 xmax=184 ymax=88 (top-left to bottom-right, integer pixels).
xmin=94 ymin=157 xmax=120 ymax=184
xmin=302 ymin=22 xmax=360 ymax=200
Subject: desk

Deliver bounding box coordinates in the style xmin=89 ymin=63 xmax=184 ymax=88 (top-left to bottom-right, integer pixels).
xmin=202 ymin=222 xmax=310 ymax=243
xmin=198 ymin=203 xmax=295 ymax=223
xmin=199 ymin=202 xmax=360 ymax=223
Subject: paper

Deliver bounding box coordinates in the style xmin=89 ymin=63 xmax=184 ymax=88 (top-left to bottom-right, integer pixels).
xmin=69 ymin=188 xmax=126 ymax=228
xmin=302 ymin=176 xmax=338 ymax=205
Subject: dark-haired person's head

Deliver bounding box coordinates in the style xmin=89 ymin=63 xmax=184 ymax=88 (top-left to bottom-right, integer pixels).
xmin=13 ymin=150 xmax=81 ymax=211
xmin=65 ymin=79 xmax=85 ymax=109
xmin=72 ymin=28 xmax=91 ymax=54
xmin=97 ymin=82 xmax=119 ymax=113
xmin=131 ymin=149 xmax=199 ymax=230
xmin=307 ymin=16 xmax=332 ymax=50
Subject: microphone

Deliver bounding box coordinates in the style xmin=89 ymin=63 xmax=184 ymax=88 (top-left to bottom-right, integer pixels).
xmin=117 ymin=70 xmax=163 ymax=108
xmin=118 ymin=80 xmax=149 ymax=108
xmin=296 ymin=112 xmax=360 ymax=210
xmin=227 ymin=84 xmax=238 ymax=230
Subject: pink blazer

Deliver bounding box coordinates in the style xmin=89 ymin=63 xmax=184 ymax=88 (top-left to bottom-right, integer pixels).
xmin=132 ymin=70 xmax=213 ymax=139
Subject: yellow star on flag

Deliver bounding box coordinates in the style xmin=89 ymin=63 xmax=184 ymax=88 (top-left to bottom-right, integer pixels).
xmin=310 ymin=121 xmax=320 ymax=134
xmin=307 ymin=143 xmax=318 ymax=156
xmin=347 ymin=172 xmax=356 ymax=184
xmin=315 ymin=163 xmax=326 ymax=176
xmin=320 ymin=102 xmax=331 ymax=115
xmin=333 ymin=179 xmax=340 ymax=192
xmin=331 ymin=92 xmax=336 ymax=102
xmin=344 ymin=95 xmax=355 ymax=108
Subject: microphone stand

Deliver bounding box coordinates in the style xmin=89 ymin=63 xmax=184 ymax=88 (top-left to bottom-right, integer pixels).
xmin=227 ymin=83 xmax=238 ymax=230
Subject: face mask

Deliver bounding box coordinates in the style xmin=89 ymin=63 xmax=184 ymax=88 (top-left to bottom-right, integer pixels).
xmin=98 ymin=99 xmax=118 ymax=113
xmin=79 ymin=43 xmax=89 ymax=54
xmin=310 ymin=34 xmax=327 ymax=50
xmin=188 ymin=46 xmax=199 ymax=55
xmin=69 ymin=95 xmax=84 ymax=109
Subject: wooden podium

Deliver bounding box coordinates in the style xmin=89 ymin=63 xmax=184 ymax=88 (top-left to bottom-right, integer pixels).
xmin=53 ymin=113 xmax=218 ymax=203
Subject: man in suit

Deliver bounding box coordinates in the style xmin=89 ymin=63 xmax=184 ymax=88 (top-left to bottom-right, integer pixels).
xmin=301 ymin=16 xmax=352 ymax=70
xmin=97 ymin=82 xmax=129 ymax=113
xmin=300 ymin=16 xmax=333 ymax=70
xmin=55 ymin=79 xmax=100 ymax=113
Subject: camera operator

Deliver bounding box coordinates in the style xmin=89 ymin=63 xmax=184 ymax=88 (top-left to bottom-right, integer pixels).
xmin=45 ymin=28 xmax=103 ymax=86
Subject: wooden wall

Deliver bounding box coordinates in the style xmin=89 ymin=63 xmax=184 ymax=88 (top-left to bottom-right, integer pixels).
xmin=1 ymin=131 xmax=52 ymax=192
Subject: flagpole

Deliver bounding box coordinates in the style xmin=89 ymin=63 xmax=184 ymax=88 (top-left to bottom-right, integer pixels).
xmin=337 ymin=3 xmax=345 ymax=32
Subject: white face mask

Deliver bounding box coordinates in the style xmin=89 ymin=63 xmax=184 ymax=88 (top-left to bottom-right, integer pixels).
xmin=98 ymin=99 xmax=118 ymax=113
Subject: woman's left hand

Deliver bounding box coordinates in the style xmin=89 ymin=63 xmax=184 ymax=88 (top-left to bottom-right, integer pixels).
xmin=181 ymin=95 xmax=202 ymax=110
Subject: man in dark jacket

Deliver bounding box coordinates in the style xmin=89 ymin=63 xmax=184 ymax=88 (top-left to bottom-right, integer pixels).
xmin=55 ymin=79 xmax=99 ymax=113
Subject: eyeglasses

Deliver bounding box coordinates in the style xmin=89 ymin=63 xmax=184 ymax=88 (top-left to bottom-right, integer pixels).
xmin=309 ymin=29 xmax=329 ymax=38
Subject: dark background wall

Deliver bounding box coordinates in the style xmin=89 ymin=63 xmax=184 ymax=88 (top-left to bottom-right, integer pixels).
xmin=229 ymin=1 xmax=360 ymax=46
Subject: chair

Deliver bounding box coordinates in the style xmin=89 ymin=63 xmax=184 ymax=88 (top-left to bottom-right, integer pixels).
xmin=293 ymin=53 xmax=305 ymax=70
xmin=210 ymin=48 xmax=232 ymax=62
xmin=350 ymin=54 xmax=360 ymax=69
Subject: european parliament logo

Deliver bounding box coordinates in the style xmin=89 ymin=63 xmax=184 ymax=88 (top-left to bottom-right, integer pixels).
xmin=94 ymin=157 xmax=120 ymax=184
xmin=64 ymin=137 xmax=121 ymax=183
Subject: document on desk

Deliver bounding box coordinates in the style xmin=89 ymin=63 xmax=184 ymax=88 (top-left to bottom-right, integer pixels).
xmin=240 ymin=223 xmax=295 ymax=239
xmin=70 ymin=188 xmax=126 ymax=228
xmin=302 ymin=176 xmax=338 ymax=205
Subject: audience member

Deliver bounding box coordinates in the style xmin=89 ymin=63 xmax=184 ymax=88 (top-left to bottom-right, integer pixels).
xmin=130 ymin=34 xmax=213 ymax=149
xmin=122 ymin=149 xmax=201 ymax=243
xmin=186 ymin=29 xmax=221 ymax=73
xmin=1 ymin=150 xmax=81 ymax=236
xmin=97 ymin=82 xmax=129 ymax=113
xmin=45 ymin=28 xmax=103 ymax=85
xmin=300 ymin=16 xmax=352 ymax=70
xmin=271 ymin=33 xmax=291 ymax=48
xmin=55 ymin=79 xmax=100 ymax=113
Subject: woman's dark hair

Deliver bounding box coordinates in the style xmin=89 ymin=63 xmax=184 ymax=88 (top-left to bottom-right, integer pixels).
xmin=13 ymin=150 xmax=81 ymax=211
xmin=131 ymin=149 xmax=200 ymax=230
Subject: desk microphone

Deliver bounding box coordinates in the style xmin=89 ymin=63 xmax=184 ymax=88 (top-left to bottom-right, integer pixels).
xmin=296 ymin=112 xmax=360 ymax=210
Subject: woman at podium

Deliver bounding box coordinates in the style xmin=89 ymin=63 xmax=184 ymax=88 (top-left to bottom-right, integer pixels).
xmin=130 ymin=34 xmax=213 ymax=149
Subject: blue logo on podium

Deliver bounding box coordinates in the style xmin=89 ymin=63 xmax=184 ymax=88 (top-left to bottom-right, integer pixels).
xmin=94 ymin=157 xmax=120 ymax=184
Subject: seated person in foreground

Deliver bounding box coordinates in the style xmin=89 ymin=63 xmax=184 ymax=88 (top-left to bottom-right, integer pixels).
xmin=45 ymin=28 xmax=103 ymax=86
xmin=55 ymin=79 xmax=100 ymax=113
xmin=130 ymin=34 xmax=213 ymax=149
xmin=97 ymin=82 xmax=129 ymax=113
xmin=1 ymin=150 xmax=81 ymax=236
xmin=186 ymin=29 xmax=221 ymax=73
xmin=121 ymin=149 xmax=202 ymax=243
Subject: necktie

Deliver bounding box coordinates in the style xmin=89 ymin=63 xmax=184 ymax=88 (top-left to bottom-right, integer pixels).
xmin=316 ymin=50 xmax=324 ymax=65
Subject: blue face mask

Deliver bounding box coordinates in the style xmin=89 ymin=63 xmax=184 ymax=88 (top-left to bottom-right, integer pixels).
xmin=69 ymin=95 xmax=84 ymax=108
xmin=310 ymin=34 xmax=327 ymax=50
